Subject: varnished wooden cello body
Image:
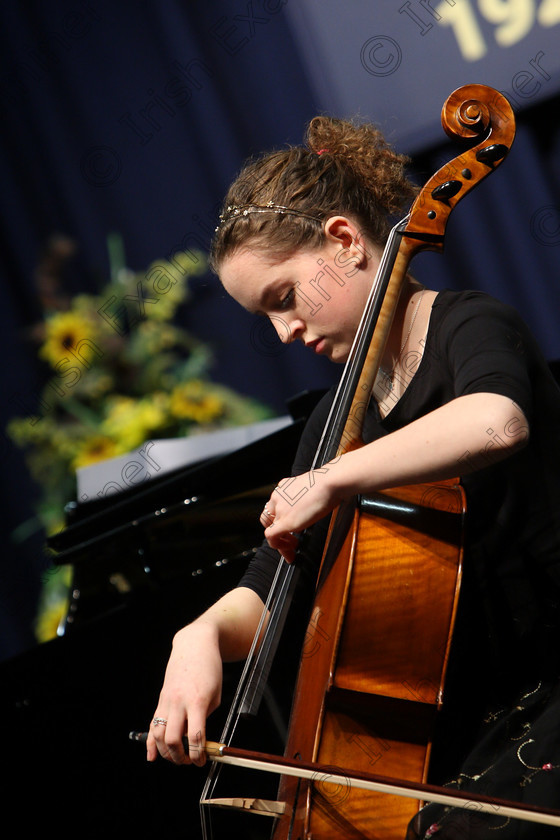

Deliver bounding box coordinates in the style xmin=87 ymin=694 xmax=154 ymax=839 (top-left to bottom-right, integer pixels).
xmin=200 ymin=84 xmax=520 ymax=839
xmin=272 ymin=482 xmax=465 ymax=839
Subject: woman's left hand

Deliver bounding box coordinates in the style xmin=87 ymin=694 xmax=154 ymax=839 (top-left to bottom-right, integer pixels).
xmin=259 ymin=464 xmax=341 ymax=562
xmin=259 ymin=393 xmax=531 ymax=564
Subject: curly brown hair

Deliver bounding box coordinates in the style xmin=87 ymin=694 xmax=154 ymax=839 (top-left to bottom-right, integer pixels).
xmin=209 ymin=116 xmax=418 ymax=272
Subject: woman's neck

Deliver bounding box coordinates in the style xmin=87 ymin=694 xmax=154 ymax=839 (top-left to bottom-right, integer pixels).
xmin=381 ymin=277 xmax=426 ymax=369
xmin=374 ymin=278 xmax=436 ymax=417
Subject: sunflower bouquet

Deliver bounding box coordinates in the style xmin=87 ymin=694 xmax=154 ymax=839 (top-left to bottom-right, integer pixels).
xmin=8 ymin=236 xmax=272 ymax=641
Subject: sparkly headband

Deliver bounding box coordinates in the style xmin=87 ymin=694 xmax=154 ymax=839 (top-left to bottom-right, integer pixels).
xmin=216 ymin=201 xmax=323 ymax=231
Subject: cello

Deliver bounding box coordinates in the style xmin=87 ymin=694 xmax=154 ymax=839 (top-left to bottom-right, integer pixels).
xmin=203 ymin=83 xmax=513 ymax=839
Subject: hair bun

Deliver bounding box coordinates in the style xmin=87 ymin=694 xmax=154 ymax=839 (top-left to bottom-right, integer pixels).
xmin=306 ymin=116 xmax=417 ymax=218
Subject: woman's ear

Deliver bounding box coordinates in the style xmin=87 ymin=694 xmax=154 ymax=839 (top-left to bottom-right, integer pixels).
xmin=323 ymin=215 xmax=373 ymax=272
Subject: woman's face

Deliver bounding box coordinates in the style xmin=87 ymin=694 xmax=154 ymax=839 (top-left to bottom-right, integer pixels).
xmin=220 ymin=217 xmax=380 ymax=364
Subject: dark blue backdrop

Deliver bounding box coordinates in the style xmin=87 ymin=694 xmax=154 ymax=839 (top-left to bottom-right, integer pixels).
xmin=1 ymin=0 xmax=559 ymax=661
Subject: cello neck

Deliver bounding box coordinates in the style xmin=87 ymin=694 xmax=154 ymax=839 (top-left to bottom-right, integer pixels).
xmin=313 ymin=215 xmax=411 ymax=466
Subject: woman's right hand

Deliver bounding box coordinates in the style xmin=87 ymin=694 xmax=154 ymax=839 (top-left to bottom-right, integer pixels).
xmin=147 ymin=620 xmax=223 ymax=766
xmin=146 ymin=586 xmax=267 ymax=766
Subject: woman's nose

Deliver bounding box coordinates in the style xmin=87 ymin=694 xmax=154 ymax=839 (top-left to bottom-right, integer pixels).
xmin=270 ymin=316 xmax=304 ymax=344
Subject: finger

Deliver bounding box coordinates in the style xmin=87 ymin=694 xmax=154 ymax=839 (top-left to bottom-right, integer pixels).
xmin=186 ymin=716 xmax=207 ymax=767
xmin=150 ymin=712 xmax=189 ymax=765
xmin=259 ymin=503 xmax=276 ymax=527
xmin=149 ymin=715 xmax=171 ymax=759
xmin=163 ymin=719 xmax=190 ymax=765
xmin=146 ymin=730 xmax=158 ymax=762
xmin=265 ymin=527 xmax=298 ymax=562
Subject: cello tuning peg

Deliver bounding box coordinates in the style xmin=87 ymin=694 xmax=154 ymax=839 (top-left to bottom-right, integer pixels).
xmin=475 ymin=143 xmax=509 ymax=166
xmin=431 ymin=180 xmax=462 ymax=203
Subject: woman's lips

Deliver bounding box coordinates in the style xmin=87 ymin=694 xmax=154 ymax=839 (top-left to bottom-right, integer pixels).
xmin=306 ymin=338 xmax=326 ymax=354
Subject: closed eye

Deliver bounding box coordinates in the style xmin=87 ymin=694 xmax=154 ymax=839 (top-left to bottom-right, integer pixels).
xmin=279 ymin=288 xmax=295 ymax=311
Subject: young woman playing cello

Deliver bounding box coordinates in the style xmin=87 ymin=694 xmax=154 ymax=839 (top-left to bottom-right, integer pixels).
xmin=146 ymin=116 xmax=560 ymax=838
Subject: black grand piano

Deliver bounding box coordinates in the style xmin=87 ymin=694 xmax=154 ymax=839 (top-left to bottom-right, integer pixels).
xmin=1 ymin=392 xmax=323 ymax=839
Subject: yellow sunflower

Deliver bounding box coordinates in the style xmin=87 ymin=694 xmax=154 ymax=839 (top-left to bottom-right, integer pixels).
xmin=40 ymin=311 xmax=99 ymax=369
xmin=101 ymin=394 xmax=169 ymax=452
xmin=169 ymin=380 xmax=225 ymax=424
xmin=72 ymin=434 xmax=123 ymax=470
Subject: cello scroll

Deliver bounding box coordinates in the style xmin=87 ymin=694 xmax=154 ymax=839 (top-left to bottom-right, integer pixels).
xmin=403 ymin=84 xmax=515 ymax=254
xmin=344 ymin=84 xmax=516 ymax=450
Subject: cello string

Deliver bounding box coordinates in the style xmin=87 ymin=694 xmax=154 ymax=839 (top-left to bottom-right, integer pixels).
xmin=237 ymin=563 xmax=301 ymax=717
xmin=218 ymin=212 xmax=408 ymax=743
xmin=310 ymin=215 xmax=409 ymax=470
xmin=201 ymin=214 xmax=409 ymax=838
xmin=200 ymin=552 xmax=292 ymax=837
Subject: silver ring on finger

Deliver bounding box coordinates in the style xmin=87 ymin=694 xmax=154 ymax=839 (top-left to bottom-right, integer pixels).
xmin=153 ymin=717 xmax=167 ymax=726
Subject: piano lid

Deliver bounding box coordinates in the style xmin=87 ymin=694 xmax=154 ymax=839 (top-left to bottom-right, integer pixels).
xmin=75 ymin=416 xmax=293 ymax=502
xmin=47 ymin=389 xmax=327 ymax=564
xmin=47 ymin=416 xmax=305 ymax=562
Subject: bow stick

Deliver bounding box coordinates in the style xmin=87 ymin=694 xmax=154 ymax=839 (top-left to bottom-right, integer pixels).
xmin=129 ymin=732 xmax=560 ymax=829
